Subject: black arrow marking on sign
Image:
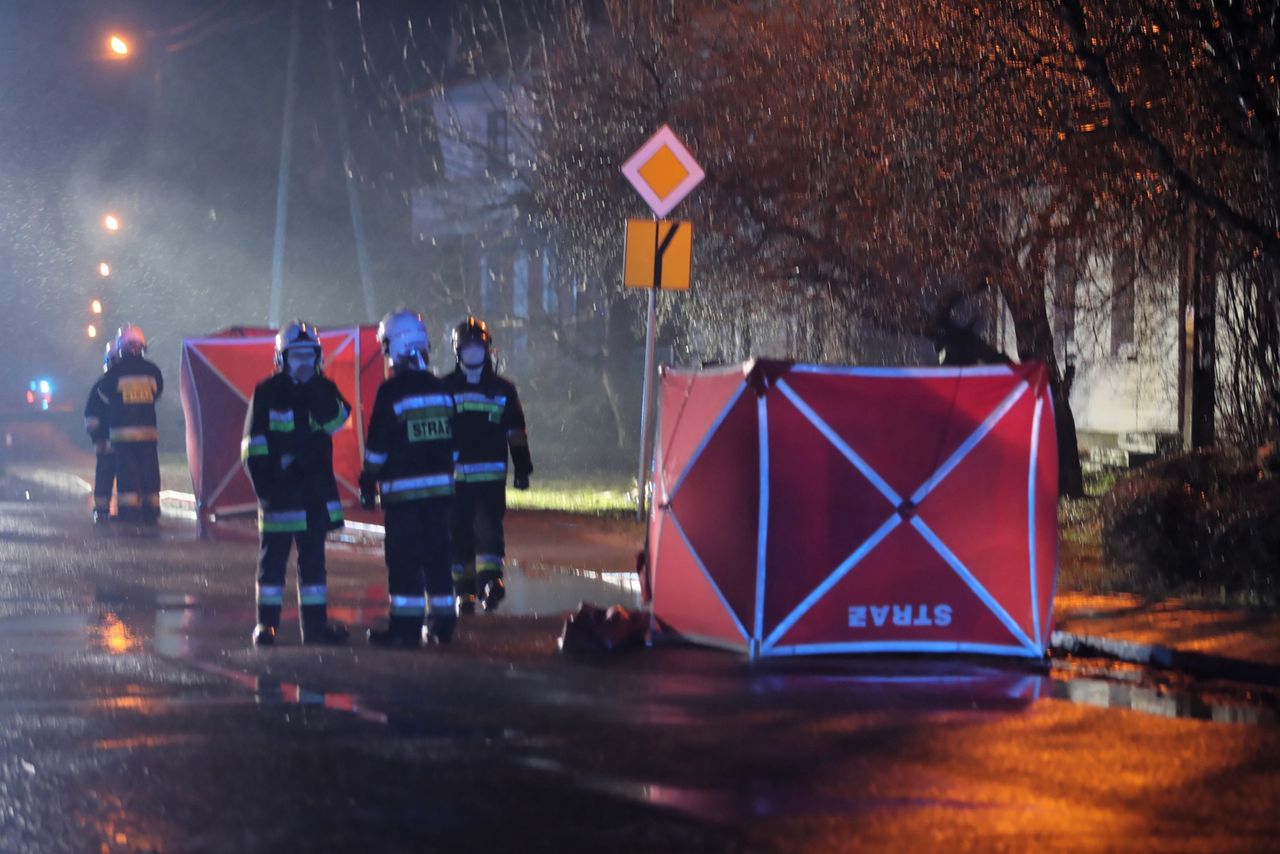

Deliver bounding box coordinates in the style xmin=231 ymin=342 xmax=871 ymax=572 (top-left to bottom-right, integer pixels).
xmin=653 ymin=221 xmax=681 ymax=290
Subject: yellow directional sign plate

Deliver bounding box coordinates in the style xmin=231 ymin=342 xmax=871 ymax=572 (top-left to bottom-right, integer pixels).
xmin=624 ymin=219 xmax=692 ymax=290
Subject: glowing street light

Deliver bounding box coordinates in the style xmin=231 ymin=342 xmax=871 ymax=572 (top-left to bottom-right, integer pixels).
xmin=91 ymin=299 xmax=103 ymax=314
xmin=88 ymin=323 xmax=99 ymax=339
xmin=98 ymin=262 xmax=111 ymax=277
xmin=109 ymin=35 xmax=130 ymax=57
xmin=103 ymin=214 xmax=120 ymax=231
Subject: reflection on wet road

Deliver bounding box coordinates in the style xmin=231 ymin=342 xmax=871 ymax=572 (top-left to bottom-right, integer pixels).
xmin=2 ymin=488 xmax=1279 ymax=851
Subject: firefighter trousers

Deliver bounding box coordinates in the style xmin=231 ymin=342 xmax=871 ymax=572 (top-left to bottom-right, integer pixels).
xmin=93 ymin=449 xmax=116 ymax=515
xmin=114 ymin=440 xmax=160 ymax=521
xmin=384 ymin=497 xmax=454 ymax=629
xmin=450 ymin=480 xmax=506 ymax=594
xmin=256 ymin=525 xmax=329 ymax=631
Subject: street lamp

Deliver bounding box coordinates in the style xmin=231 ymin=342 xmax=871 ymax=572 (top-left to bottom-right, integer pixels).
xmin=103 ymin=214 xmax=120 ymax=231
xmin=91 ymin=299 xmax=103 ymax=315
xmin=109 ymin=35 xmax=130 ymax=57
xmin=98 ymin=262 xmax=111 ymax=277
xmin=87 ymin=323 xmax=99 ymax=339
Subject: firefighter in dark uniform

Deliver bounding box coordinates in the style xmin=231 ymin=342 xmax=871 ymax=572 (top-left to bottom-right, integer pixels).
xmin=241 ymin=321 xmax=352 ymax=647
xmin=98 ymin=324 xmax=163 ymax=524
xmin=442 ymin=316 xmax=532 ymax=614
xmin=84 ymin=340 xmax=120 ymax=524
xmin=360 ymin=310 xmax=458 ymax=647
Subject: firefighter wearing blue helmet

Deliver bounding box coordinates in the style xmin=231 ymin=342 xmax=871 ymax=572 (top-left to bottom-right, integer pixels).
xmin=360 ymin=309 xmax=458 ymax=647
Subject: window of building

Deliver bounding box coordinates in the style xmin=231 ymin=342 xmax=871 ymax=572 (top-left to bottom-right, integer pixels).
xmin=486 ymin=110 xmax=509 ymax=169
xmin=542 ymin=250 xmax=558 ymax=316
xmin=1110 ymin=249 xmax=1136 ymax=357
xmin=513 ymin=250 xmax=529 ymax=320
xmin=1052 ymin=256 xmax=1076 ymax=362
xmin=479 ymin=253 xmax=495 ymax=316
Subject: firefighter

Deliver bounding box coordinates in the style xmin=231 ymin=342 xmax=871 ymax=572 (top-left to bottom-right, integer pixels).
xmin=99 ymin=325 xmax=163 ymax=524
xmin=442 ymin=316 xmax=532 ymax=614
xmin=83 ymin=340 xmax=120 ymax=524
xmin=360 ymin=310 xmax=458 ymax=647
xmin=241 ymin=321 xmax=351 ymax=647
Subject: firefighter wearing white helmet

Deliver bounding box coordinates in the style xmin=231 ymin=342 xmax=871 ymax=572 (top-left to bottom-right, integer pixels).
xmin=241 ymin=320 xmax=352 ymax=647
xmin=360 ymin=309 xmax=458 ymax=646
xmin=83 ymin=339 xmax=122 ymax=524
xmin=97 ymin=324 xmax=163 ymax=523
xmin=442 ymin=315 xmax=532 ymax=615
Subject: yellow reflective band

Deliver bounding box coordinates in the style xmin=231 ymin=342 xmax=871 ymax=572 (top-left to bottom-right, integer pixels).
xmin=109 ymin=426 xmax=159 ymax=442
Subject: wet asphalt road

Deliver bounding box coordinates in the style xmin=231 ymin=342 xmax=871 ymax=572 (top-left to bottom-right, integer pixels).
xmin=1 ymin=482 xmax=1279 ymax=853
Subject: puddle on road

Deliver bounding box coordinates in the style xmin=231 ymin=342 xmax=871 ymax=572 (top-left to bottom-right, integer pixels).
xmin=1 ymin=581 xmax=1274 ymax=729
xmin=518 ymin=755 xmax=998 ymax=824
xmin=499 ymin=562 xmax=641 ymax=616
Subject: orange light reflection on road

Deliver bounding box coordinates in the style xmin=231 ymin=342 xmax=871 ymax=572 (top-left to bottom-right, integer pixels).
xmin=94 ymin=611 xmax=140 ymax=655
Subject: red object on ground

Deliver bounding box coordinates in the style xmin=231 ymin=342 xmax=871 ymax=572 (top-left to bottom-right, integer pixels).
xmin=179 ymin=326 xmax=383 ymax=518
xmin=648 ymin=360 xmax=1059 ymax=659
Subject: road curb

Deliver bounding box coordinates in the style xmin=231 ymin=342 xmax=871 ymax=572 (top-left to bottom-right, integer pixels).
xmin=1051 ymin=630 xmax=1280 ymax=687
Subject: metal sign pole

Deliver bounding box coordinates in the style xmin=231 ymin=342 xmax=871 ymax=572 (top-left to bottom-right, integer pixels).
xmin=635 ymin=220 xmax=685 ymax=520
xmin=636 ymin=285 xmax=658 ymax=521
xmin=621 ymin=126 xmax=704 ymax=521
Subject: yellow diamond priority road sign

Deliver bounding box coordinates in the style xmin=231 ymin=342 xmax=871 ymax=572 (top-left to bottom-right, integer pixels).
xmin=621 ymin=126 xmax=705 ymax=218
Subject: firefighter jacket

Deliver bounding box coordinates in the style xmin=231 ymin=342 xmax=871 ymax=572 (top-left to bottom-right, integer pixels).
xmin=241 ymin=372 xmax=351 ymax=533
xmin=441 ymin=363 xmax=532 ymax=485
xmin=361 ymin=369 xmax=456 ymax=505
xmin=98 ymin=353 xmax=163 ymax=443
xmin=83 ymin=376 xmax=112 ymax=446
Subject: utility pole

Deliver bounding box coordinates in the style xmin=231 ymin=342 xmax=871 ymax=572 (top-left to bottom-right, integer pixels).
xmin=322 ymin=6 xmax=377 ymax=322
xmin=269 ymin=0 xmax=300 ymax=328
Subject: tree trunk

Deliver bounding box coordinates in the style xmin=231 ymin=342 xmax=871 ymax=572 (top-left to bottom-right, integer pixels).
xmin=601 ymin=293 xmax=643 ymax=454
xmin=1000 ymin=279 xmax=1086 ymax=499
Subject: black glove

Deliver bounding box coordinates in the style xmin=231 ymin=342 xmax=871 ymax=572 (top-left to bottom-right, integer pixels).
xmin=359 ymin=471 xmax=377 ymax=509
xmin=513 ymin=472 xmax=530 ymax=490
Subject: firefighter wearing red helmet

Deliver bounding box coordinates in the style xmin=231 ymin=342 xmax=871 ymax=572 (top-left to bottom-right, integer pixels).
xmin=97 ymin=324 xmax=163 ymax=523
xmin=241 ymin=321 xmax=352 ymax=647
xmin=83 ymin=339 xmax=121 ymax=524
xmin=441 ymin=316 xmax=533 ymax=614
xmin=360 ymin=309 xmax=458 ymax=647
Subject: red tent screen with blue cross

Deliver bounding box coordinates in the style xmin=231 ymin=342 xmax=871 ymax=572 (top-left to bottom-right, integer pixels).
xmin=648 ymin=360 xmax=1058 ymax=659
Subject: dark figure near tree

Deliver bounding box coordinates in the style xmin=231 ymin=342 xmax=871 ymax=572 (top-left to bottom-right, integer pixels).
xmin=930 ymin=318 xmax=1012 ymax=367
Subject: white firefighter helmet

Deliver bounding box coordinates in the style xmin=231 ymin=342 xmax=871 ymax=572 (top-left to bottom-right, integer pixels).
xmin=115 ymin=324 xmax=146 ymax=356
xmin=102 ymin=339 xmax=119 ymax=372
xmin=377 ymin=309 xmax=430 ymax=368
xmin=274 ymin=321 xmax=323 ymax=372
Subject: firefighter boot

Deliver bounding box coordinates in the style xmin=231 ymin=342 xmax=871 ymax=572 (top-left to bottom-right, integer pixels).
xmin=253 ymin=604 xmax=281 ymax=647
xmin=424 ymin=612 xmax=457 ymax=645
xmin=366 ymin=615 xmax=423 ymax=649
xmin=300 ymin=605 xmax=350 ymax=645
xmin=479 ymin=572 xmax=506 ymax=613
xmin=453 ymin=562 xmax=477 ymax=615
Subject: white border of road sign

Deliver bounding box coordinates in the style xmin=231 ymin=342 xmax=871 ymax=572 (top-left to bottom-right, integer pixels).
xmin=621 ymin=125 xmax=706 ymax=218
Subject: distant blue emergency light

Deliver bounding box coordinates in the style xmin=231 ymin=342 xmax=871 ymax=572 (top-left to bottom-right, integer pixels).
xmin=27 ymin=378 xmax=54 ymax=410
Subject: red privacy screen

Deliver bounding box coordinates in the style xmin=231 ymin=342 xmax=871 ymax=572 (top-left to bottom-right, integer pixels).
xmin=648 ymin=360 xmax=1058 ymax=659
xmin=179 ymin=326 xmax=382 ymax=518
